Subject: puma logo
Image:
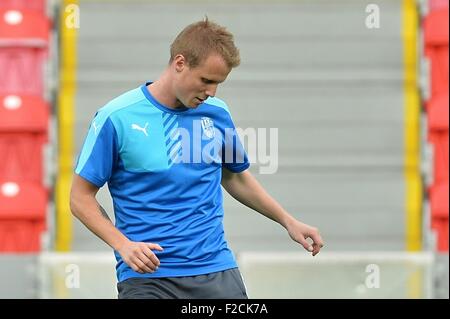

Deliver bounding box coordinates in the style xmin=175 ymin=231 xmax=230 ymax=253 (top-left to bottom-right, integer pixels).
xmin=131 ymin=122 xmax=149 ymax=136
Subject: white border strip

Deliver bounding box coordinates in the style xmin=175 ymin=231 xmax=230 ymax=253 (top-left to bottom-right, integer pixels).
xmin=238 ymin=251 xmax=435 ymax=265
xmin=39 ymin=252 xmax=116 ymax=265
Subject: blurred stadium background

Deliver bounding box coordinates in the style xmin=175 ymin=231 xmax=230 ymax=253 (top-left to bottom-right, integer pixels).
xmin=0 ymin=0 xmax=448 ymax=299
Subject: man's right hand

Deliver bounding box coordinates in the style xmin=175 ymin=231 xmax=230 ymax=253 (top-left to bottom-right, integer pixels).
xmin=117 ymin=240 xmax=164 ymax=274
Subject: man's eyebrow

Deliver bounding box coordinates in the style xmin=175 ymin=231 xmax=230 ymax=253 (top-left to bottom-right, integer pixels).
xmin=202 ymin=77 xmax=222 ymax=84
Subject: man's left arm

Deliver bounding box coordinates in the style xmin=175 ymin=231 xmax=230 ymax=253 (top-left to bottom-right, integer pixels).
xmin=221 ymin=168 xmax=324 ymax=256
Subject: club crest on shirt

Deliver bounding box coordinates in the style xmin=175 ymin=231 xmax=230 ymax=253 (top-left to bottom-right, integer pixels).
xmin=201 ymin=117 xmax=215 ymax=139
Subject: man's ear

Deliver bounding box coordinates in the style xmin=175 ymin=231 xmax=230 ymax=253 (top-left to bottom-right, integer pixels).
xmin=174 ymin=54 xmax=186 ymax=72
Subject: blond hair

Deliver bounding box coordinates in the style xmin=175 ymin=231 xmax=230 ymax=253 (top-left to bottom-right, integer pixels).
xmin=170 ymin=17 xmax=240 ymax=69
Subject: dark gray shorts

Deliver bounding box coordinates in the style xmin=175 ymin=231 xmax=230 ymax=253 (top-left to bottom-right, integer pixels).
xmin=117 ymin=268 xmax=248 ymax=299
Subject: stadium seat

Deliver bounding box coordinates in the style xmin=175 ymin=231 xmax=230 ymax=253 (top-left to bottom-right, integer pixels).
xmin=0 ymin=181 xmax=47 ymax=252
xmin=424 ymin=8 xmax=449 ymax=97
xmin=0 ymin=220 xmax=46 ymax=252
xmin=425 ymin=46 xmax=449 ymax=97
xmin=0 ymin=95 xmax=49 ymax=132
xmin=430 ymin=182 xmax=449 ymax=218
xmin=432 ymin=219 xmax=449 ymax=251
xmin=0 ymin=181 xmax=47 ymax=219
xmin=0 ymin=135 xmax=47 ymax=183
xmin=427 ymin=93 xmax=449 ymax=130
xmin=430 ymin=182 xmax=449 ymax=251
xmin=0 ymin=9 xmax=49 ymax=44
xmin=424 ymin=8 xmax=449 ymax=45
xmin=0 ymin=9 xmax=49 ymax=95
xmin=429 ymin=0 xmax=449 ymax=11
xmin=0 ymin=0 xmax=47 ymax=16
xmin=428 ymin=94 xmax=449 ymax=184
xmin=0 ymin=47 xmax=47 ymax=95
xmin=428 ymin=132 xmax=449 ymax=184
xmin=0 ymin=95 xmax=48 ymax=183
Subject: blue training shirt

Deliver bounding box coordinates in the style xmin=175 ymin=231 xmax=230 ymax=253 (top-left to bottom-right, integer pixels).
xmin=75 ymin=82 xmax=250 ymax=282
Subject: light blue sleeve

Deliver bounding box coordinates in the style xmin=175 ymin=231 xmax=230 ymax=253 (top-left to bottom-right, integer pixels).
xmin=75 ymin=112 xmax=119 ymax=187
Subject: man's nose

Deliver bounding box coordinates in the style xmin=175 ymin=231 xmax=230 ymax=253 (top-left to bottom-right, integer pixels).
xmin=205 ymin=84 xmax=218 ymax=97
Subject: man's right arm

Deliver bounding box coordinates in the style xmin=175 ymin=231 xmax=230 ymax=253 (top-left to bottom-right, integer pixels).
xmin=70 ymin=174 xmax=163 ymax=273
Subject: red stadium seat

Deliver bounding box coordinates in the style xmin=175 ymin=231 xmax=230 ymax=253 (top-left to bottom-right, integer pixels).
xmin=0 ymin=181 xmax=47 ymax=219
xmin=424 ymin=8 xmax=449 ymax=97
xmin=0 ymin=95 xmax=49 ymax=132
xmin=0 ymin=180 xmax=47 ymax=252
xmin=429 ymin=0 xmax=449 ymax=12
xmin=429 ymin=132 xmax=449 ymax=184
xmin=425 ymin=46 xmax=449 ymax=97
xmin=432 ymin=218 xmax=449 ymax=251
xmin=424 ymin=8 xmax=449 ymax=46
xmin=0 ymin=220 xmax=45 ymax=252
xmin=427 ymin=93 xmax=449 ymax=130
xmin=0 ymin=134 xmax=47 ymax=183
xmin=0 ymin=47 xmax=47 ymax=95
xmin=428 ymin=94 xmax=449 ymax=184
xmin=430 ymin=182 xmax=449 ymax=251
xmin=0 ymin=9 xmax=49 ymax=95
xmin=430 ymin=182 xmax=449 ymax=218
xmin=0 ymin=9 xmax=49 ymax=45
xmin=0 ymin=95 xmax=48 ymax=183
xmin=0 ymin=0 xmax=47 ymax=16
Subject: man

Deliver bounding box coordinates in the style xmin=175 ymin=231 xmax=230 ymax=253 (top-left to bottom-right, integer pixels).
xmin=70 ymin=18 xmax=324 ymax=299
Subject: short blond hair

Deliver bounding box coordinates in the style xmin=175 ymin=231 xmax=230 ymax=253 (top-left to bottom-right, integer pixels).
xmin=170 ymin=17 xmax=240 ymax=69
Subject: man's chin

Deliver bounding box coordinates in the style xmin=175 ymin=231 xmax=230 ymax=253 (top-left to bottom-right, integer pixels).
xmin=187 ymin=101 xmax=202 ymax=108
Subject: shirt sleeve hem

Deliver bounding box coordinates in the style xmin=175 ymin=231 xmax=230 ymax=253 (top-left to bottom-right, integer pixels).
xmin=224 ymin=162 xmax=250 ymax=173
xmin=76 ymin=171 xmax=105 ymax=188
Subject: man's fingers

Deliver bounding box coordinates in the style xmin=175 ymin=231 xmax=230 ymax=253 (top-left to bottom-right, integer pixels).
xmin=297 ymin=236 xmax=313 ymax=252
xmin=129 ymin=261 xmax=144 ymax=274
xmin=144 ymin=243 xmax=162 ymax=268
xmin=311 ymin=233 xmax=324 ymax=248
xmin=142 ymin=246 xmax=160 ymax=268
xmin=120 ymin=242 xmax=164 ymax=273
xmin=147 ymin=243 xmax=164 ymax=251
xmin=311 ymin=233 xmax=324 ymax=256
xmin=312 ymin=243 xmax=321 ymax=256
xmin=149 ymin=253 xmax=160 ymax=268
xmin=138 ymin=252 xmax=158 ymax=271
xmin=133 ymin=254 xmax=154 ymax=273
